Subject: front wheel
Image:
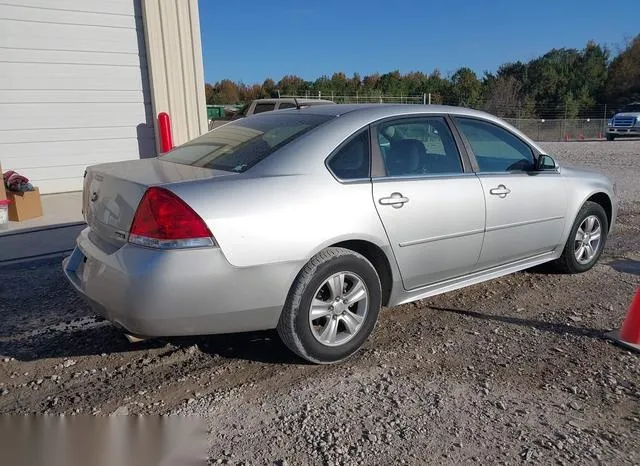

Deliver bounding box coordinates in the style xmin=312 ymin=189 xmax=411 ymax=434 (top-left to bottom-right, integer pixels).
xmin=277 ymin=247 xmax=382 ymax=364
xmin=554 ymin=201 xmax=608 ymax=273
xmin=606 ymin=133 xmax=615 ymax=141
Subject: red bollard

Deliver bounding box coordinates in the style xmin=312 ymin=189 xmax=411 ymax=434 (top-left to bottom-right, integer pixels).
xmin=157 ymin=112 xmax=174 ymax=153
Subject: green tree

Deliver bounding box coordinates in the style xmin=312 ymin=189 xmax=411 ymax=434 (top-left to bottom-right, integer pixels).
xmin=605 ymin=35 xmax=640 ymax=110
xmin=204 ymin=83 xmax=215 ymax=105
xmin=450 ymin=67 xmax=482 ymax=108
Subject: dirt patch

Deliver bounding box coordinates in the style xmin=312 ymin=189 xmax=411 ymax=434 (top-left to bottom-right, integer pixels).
xmin=0 ymin=141 xmax=638 ymax=464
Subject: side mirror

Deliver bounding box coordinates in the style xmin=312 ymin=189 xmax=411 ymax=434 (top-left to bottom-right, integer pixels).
xmin=536 ymin=154 xmax=556 ymax=170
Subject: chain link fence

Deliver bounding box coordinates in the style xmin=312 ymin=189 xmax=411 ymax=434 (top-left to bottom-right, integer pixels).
xmin=214 ymin=94 xmax=610 ymax=142
xmin=503 ymin=118 xmax=607 ymax=141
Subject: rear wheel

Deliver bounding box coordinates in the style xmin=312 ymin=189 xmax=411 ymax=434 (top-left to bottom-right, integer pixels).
xmin=606 ymin=133 xmax=615 ymax=141
xmin=554 ymin=201 xmax=608 ymax=273
xmin=277 ymin=247 xmax=382 ymax=364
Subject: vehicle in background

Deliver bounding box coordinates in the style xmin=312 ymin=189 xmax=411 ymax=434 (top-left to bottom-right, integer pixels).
xmin=607 ymin=102 xmax=640 ymax=140
xmin=231 ymin=98 xmax=335 ymax=120
xmin=63 ymin=104 xmax=617 ymax=364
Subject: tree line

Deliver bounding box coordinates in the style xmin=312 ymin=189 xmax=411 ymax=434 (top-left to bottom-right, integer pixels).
xmin=205 ymin=35 xmax=640 ymax=119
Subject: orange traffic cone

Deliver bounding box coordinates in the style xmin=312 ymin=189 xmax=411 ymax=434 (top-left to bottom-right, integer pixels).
xmin=608 ymin=287 xmax=640 ymax=352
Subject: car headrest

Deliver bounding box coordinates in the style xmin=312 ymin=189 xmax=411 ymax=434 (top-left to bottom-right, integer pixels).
xmin=387 ymin=139 xmax=424 ymax=176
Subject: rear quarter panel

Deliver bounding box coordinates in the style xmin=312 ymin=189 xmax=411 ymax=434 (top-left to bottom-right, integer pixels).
xmin=167 ymin=173 xmax=391 ymax=269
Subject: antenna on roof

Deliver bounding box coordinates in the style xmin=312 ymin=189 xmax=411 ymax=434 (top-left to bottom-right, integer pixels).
xmin=293 ymin=96 xmax=301 ymax=110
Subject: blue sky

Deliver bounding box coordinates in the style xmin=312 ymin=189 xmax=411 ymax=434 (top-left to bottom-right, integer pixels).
xmin=198 ymin=0 xmax=638 ymax=85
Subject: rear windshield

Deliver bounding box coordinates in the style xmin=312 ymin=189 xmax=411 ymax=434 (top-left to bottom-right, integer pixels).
xmin=161 ymin=113 xmax=332 ymax=172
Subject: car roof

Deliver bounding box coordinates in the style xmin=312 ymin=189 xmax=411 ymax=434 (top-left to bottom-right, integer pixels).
xmin=295 ymin=103 xmax=498 ymax=119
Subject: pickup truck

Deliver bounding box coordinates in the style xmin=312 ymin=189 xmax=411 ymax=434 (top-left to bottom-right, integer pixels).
xmin=232 ymin=98 xmax=335 ymax=120
xmin=607 ymin=102 xmax=640 ymax=140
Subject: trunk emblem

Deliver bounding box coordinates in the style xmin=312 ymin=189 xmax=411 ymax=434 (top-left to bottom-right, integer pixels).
xmin=90 ymin=192 xmax=98 ymax=202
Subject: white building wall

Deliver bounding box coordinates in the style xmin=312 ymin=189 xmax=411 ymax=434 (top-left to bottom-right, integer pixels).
xmin=0 ymin=0 xmax=156 ymax=194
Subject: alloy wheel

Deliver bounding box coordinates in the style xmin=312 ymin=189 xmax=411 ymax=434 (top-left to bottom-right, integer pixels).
xmin=574 ymin=215 xmax=602 ymax=265
xmin=308 ymin=272 xmax=369 ymax=347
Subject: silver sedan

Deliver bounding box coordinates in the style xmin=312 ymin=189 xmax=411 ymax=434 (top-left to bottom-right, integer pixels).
xmin=63 ymin=104 xmax=617 ymax=363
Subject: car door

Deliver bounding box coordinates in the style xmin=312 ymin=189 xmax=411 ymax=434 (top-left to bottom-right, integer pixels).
xmin=371 ymin=116 xmax=486 ymax=290
xmin=453 ymin=116 xmax=567 ymax=270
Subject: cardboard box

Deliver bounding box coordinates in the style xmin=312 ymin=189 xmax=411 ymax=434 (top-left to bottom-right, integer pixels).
xmin=0 ymin=162 xmax=7 ymax=201
xmin=7 ymin=187 xmax=43 ymax=222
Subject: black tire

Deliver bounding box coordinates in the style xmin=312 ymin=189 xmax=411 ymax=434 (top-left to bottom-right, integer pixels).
xmin=277 ymin=247 xmax=382 ymax=364
xmin=606 ymin=133 xmax=615 ymax=141
xmin=554 ymin=201 xmax=608 ymax=274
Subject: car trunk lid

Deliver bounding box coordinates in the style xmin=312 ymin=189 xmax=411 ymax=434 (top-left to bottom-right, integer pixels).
xmin=83 ymin=158 xmax=235 ymax=247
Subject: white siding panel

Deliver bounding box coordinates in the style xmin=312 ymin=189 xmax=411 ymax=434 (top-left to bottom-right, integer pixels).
xmin=1 ymin=48 xmax=145 ymax=67
xmin=0 ymin=20 xmax=142 ymax=54
xmin=0 ymin=4 xmax=138 ymax=28
xmin=0 ymin=90 xmax=146 ymax=104
xmin=0 ymin=0 xmax=138 ymax=16
xmin=2 ymin=139 xmax=147 ymax=168
xmin=35 ymin=177 xmax=85 ymax=194
xmin=1 ymin=103 xmax=151 ymax=130
xmin=0 ymin=127 xmax=145 ymax=144
xmin=0 ymin=63 xmax=147 ymax=91
xmin=0 ymin=0 xmax=154 ymax=194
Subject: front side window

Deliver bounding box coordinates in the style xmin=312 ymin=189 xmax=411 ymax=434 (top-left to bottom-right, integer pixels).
xmin=327 ymin=130 xmax=370 ymax=180
xmin=161 ymin=113 xmax=332 ymax=173
xmin=455 ymin=117 xmax=534 ymax=172
xmin=376 ymin=117 xmax=463 ymax=176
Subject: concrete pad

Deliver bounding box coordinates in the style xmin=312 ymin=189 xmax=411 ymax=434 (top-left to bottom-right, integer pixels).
xmin=0 ymin=191 xmax=85 ymax=263
xmin=2 ymin=191 xmax=83 ymax=234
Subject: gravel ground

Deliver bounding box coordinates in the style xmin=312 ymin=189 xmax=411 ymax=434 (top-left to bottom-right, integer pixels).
xmin=1 ymin=141 xmax=639 ymax=465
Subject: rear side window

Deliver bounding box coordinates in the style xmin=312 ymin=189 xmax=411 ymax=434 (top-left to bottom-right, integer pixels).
xmin=327 ymin=130 xmax=370 ymax=180
xmin=455 ymin=117 xmax=534 ymax=172
xmin=161 ymin=114 xmax=332 ymax=172
xmin=278 ymin=103 xmax=296 ymax=110
xmin=253 ymin=103 xmax=276 ymax=114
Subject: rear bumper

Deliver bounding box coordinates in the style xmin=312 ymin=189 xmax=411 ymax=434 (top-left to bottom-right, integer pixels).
xmin=63 ymin=228 xmax=299 ymax=337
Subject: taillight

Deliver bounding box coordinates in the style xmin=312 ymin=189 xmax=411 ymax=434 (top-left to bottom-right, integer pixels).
xmin=129 ymin=187 xmax=214 ymax=249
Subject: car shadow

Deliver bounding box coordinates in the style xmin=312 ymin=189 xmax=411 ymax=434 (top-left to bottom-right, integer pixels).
xmin=0 ymin=322 xmax=301 ymax=365
xmin=166 ymin=330 xmax=301 ymax=365
xmin=526 ymin=257 xmax=640 ymax=276
xmin=525 ymin=262 xmax=561 ymax=274
xmin=430 ymin=305 xmax=608 ymax=340
xmin=607 ymin=259 xmax=640 ymax=276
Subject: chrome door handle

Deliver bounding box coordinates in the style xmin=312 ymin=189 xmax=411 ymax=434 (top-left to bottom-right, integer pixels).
xmin=379 ymin=192 xmax=409 ymax=208
xmin=489 ymin=185 xmax=511 ymax=198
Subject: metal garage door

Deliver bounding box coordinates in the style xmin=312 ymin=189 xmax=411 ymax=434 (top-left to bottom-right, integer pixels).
xmin=0 ymin=0 xmax=155 ymax=194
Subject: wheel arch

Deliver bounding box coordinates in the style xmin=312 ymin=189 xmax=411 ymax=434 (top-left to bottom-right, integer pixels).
xmin=585 ymin=192 xmax=613 ymax=232
xmin=329 ymin=239 xmax=394 ymax=307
